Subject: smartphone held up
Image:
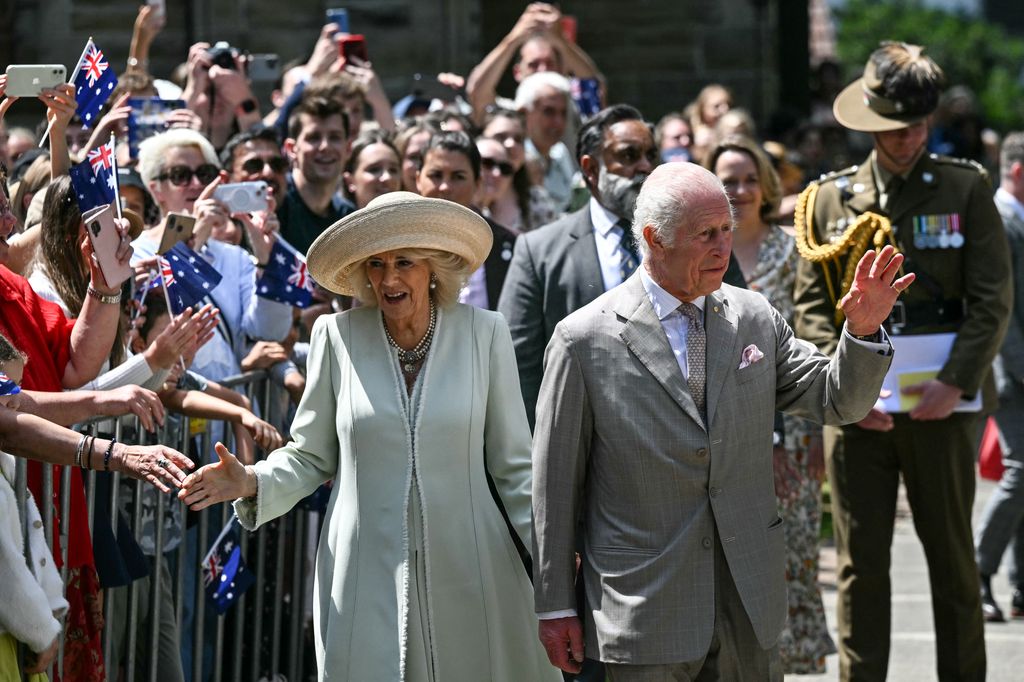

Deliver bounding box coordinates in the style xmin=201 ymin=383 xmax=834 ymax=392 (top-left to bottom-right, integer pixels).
xmin=338 ymin=35 xmax=369 ymax=63
xmin=82 ymin=204 xmax=134 ymax=288
xmin=4 ymin=65 xmax=67 ymax=97
xmin=213 ymin=181 xmax=270 ymax=214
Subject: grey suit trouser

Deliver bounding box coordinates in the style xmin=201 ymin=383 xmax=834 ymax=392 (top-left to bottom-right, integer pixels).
xmin=976 ymin=382 xmax=1024 ymax=586
xmin=604 ymin=534 xmax=782 ymax=682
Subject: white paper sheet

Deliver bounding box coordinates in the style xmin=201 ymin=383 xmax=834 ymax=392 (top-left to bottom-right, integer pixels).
xmin=875 ymin=332 xmax=981 ymax=413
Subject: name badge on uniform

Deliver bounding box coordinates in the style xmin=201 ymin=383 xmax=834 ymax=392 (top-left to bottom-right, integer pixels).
xmin=912 ymin=214 xmax=963 ymax=249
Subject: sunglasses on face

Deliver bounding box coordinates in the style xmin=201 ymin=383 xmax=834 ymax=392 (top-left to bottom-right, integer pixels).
xmin=481 ymin=157 xmax=514 ymax=177
xmin=157 ymin=164 xmax=220 ymax=187
xmin=240 ymin=156 xmax=289 ymax=175
xmin=489 ymin=132 xmax=525 ymax=146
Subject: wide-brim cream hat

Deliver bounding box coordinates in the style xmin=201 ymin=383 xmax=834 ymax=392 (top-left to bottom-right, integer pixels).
xmin=307 ymin=191 xmax=493 ymax=296
xmin=833 ymin=42 xmax=943 ymax=133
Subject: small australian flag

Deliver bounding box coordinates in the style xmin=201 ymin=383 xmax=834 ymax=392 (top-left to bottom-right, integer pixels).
xmin=73 ymin=39 xmax=118 ymax=128
xmin=202 ymin=518 xmax=255 ymax=615
xmin=256 ymin=236 xmax=315 ymax=308
xmin=0 ymin=371 xmax=21 ymax=397
xmin=159 ymin=242 xmax=223 ymax=315
xmin=69 ymin=137 xmax=117 ymax=213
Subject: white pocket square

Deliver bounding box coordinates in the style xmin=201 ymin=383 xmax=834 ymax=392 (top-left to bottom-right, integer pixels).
xmin=738 ymin=344 xmax=765 ymax=369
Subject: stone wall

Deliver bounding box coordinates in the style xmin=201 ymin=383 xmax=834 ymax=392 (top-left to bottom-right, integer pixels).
xmin=6 ymin=0 xmax=788 ymax=128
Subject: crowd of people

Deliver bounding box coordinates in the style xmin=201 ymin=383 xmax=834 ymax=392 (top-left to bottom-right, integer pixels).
xmin=1 ymin=3 xmax=1022 ymax=681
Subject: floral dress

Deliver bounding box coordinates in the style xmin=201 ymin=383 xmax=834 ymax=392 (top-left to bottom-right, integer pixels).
xmin=744 ymin=225 xmax=836 ymax=674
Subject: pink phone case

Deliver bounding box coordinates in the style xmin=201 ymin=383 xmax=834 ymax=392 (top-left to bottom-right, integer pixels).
xmin=82 ymin=204 xmax=134 ymax=289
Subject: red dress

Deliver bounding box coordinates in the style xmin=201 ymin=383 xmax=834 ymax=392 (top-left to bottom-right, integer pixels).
xmin=0 ymin=266 xmax=105 ymax=682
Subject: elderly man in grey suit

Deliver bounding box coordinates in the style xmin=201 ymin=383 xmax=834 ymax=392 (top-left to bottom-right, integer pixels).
xmin=975 ymin=131 xmax=1024 ymax=622
xmin=532 ymin=162 xmax=915 ymax=680
xmin=498 ymin=104 xmax=747 ymax=429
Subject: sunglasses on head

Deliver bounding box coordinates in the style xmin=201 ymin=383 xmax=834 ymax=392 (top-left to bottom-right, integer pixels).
xmin=481 ymin=157 xmax=514 ymax=177
xmin=157 ymin=164 xmax=220 ymax=187
xmin=240 ymin=156 xmax=289 ymax=175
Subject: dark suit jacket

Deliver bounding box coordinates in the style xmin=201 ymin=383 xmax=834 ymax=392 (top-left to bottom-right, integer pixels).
xmin=483 ymin=216 xmax=517 ymax=311
xmin=497 ymin=206 xmax=747 ymax=428
xmin=498 ymin=208 xmax=604 ymax=427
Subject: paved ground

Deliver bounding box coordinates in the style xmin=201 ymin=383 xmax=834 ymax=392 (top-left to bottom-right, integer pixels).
xmin=787 ymin=477 xmax=1024 ymax=681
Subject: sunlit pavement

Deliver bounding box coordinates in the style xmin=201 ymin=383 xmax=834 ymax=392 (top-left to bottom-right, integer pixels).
xmin=787 ymin=477 xmax=1024 ymax=681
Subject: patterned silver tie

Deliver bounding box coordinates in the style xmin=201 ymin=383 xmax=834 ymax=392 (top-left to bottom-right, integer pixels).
xmin=679 ymin=302 xmax=706 ymax=416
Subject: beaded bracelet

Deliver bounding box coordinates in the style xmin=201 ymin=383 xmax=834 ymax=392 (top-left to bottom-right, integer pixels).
xmin=103 ymin=437 xmax=117 ymax=471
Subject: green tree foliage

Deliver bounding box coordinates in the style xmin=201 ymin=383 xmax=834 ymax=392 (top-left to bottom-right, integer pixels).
xmin=835 ymin=0 xmax=1024 ymax=131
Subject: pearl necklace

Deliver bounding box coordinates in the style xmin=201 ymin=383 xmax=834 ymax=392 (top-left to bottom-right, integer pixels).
xmin=383 ymin=301 xmax=437 ymax=374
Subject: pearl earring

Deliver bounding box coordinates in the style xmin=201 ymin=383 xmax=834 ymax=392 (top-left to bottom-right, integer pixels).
xmin=429 ymin=274 xmax=437 ymax=290
xmin=366 ymin=282 xmax=372 ymax=288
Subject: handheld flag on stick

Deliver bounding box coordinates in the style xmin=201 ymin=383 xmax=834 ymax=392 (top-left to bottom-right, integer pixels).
xmin=202 ymin=518 xmax=255 ymax=615
xmin=38 ymin=38 xmax=119 ymax=148
xmin=159 ymin=242 xmax=223 ymax=315
xmin=69 ymin=135 xmax=119 ymax=214
xmin=73 ymin=38 xmax=118 ymax=128
xmin=256 ymin=235 xmax=316 ymax=308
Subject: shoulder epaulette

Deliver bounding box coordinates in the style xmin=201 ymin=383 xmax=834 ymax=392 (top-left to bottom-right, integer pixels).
xmin=814 ymin=165 xmax=859 ymax=186
xmin=928 ymin=153 xmax=990 ymax=180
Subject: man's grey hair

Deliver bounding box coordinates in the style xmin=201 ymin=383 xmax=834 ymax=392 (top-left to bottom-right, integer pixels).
xmin=513 ymin=72 xmax=571 ymax=112
xmin=631 ymin=162 xmax=734 ymax=259
xmin=1000 ymin=132 xmax=1024 ymax=180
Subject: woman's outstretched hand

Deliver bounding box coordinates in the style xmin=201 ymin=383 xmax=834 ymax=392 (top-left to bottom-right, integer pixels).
xmin=178 ymin=442 xmax=257 ymax=510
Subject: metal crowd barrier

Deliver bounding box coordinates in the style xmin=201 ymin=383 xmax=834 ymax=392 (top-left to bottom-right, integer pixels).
xmin=17 ymin=370 xmax=316 ymax=682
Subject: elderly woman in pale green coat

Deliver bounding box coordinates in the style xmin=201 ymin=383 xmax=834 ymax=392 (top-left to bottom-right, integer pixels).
xmin=179 ymin=192 xmax=560 ymax=682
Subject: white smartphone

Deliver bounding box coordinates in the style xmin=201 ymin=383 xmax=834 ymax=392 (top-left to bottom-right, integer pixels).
xmin=214 ymin=181 xmax=270 ymax=214
xmin=82 ymin=204 xmax=134 ymax=289
xmin=4 ymin=65 xmax=67 ymax=97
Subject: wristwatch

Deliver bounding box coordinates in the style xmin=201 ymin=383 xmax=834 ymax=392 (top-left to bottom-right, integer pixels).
xmin=87 ymin=285 xmax=122 ymax=305
xmin=851 ymin=329 xmax=882 ymax=343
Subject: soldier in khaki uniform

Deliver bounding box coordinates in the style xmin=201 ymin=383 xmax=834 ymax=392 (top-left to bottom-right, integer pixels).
xmin=793 ymin=42 xmax=1011 ymax=681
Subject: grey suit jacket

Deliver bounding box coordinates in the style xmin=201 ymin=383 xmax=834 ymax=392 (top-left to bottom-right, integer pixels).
xmin=532 ymin=274 xmax=891 ymax=664
xmin=993 ymin=191 xmax=1024 ymax=395
xmin=498 ymin=205 xmax=751 ymax=428
xmin=497 ymin=207 xmax=605 ymax=428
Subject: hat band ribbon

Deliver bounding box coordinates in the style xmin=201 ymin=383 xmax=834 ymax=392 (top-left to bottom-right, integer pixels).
xmin=861 ymin=83 xmax=906 ymax=116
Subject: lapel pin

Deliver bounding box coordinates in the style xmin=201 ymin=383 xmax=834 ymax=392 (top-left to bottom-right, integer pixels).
xmin=922 ymin=172 xmax=934 ymax=184
xmin=713 ymin=305 xmax=720 ymax=313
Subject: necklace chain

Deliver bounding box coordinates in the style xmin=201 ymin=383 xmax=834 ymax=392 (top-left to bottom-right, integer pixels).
xmin=383 ymin=301 xmax=437 ymax=373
